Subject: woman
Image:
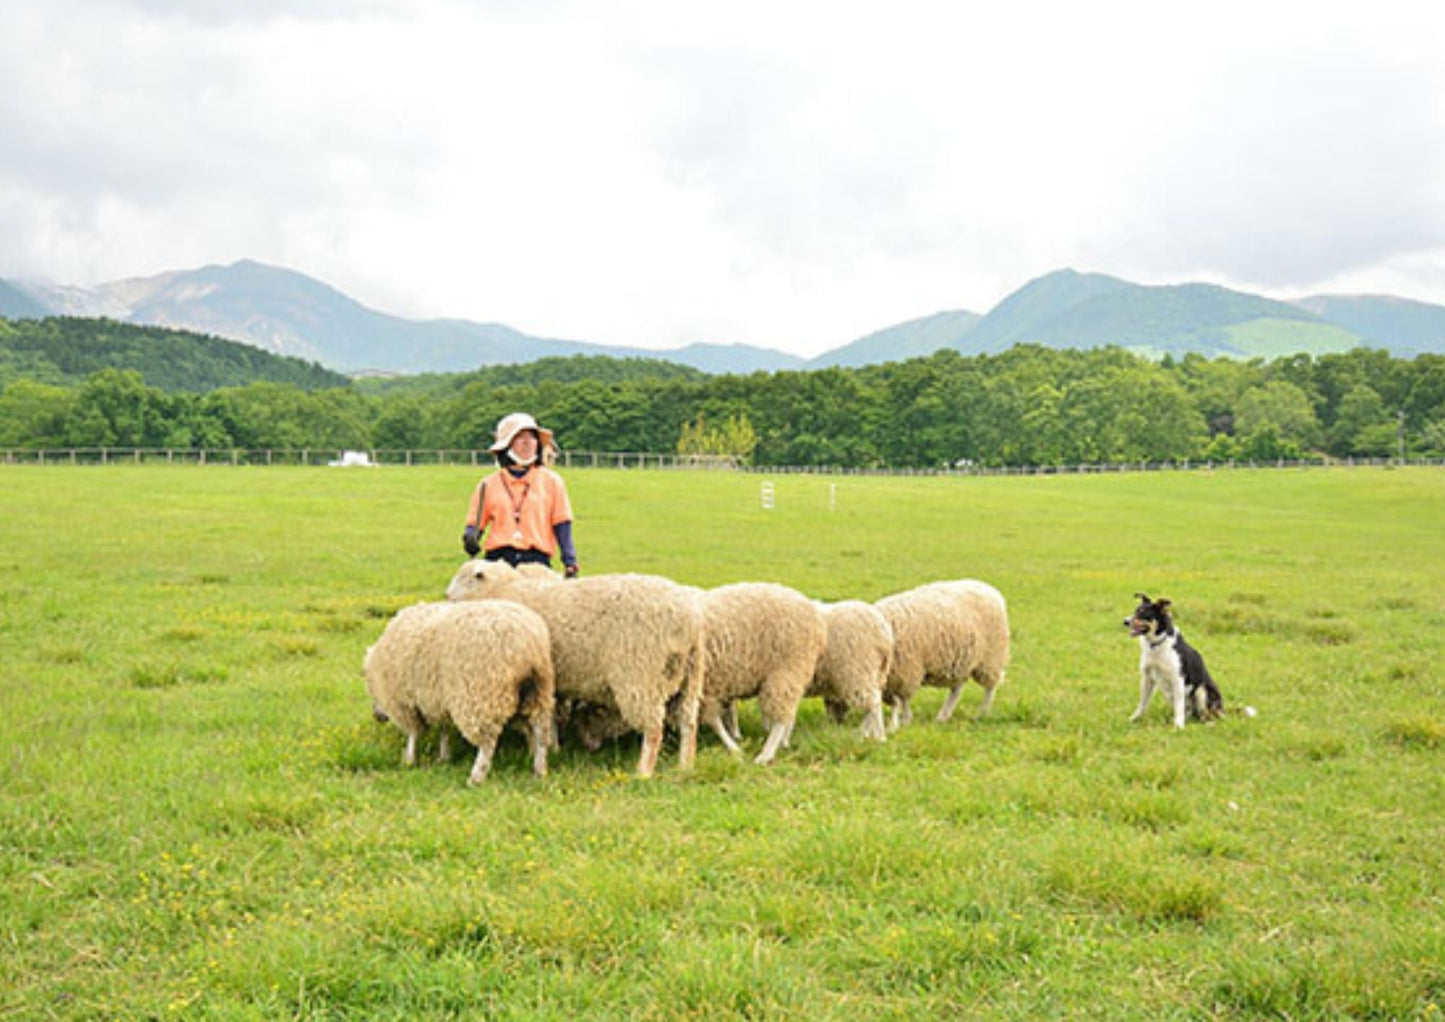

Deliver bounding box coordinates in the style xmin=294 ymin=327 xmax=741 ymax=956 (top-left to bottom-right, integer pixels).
xmin=462 ymin=412 xmax=579 ymax=577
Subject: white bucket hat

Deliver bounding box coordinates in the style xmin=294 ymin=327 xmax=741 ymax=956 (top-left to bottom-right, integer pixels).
xmin=489 ymin=412 xmax=555 ymax=454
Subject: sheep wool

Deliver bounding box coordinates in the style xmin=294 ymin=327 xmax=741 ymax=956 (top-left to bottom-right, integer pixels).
xmin=698 ymin=582 xmax=827 ymax=764
xmin=363 ymin=599 xmax=555 ymax=784
xmin=446 ymin=560 xmax=704 ymax=778
xmin=807 ymin=599 xmax=893 ymax=742
xmin=875 ymin=579 xmax=1010 ymax=729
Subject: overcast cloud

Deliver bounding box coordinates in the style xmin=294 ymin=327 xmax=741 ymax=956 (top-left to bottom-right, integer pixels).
xmin=2 ymin=0 xmax=1444 ymax=356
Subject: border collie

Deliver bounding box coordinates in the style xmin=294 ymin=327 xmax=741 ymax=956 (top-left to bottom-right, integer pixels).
xmin=1125 ymin=593 xmax=1224 ymax=728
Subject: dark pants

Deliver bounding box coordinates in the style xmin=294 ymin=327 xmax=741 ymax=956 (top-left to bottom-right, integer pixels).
xmin=485 ymin=547 xmax=552 ymax=568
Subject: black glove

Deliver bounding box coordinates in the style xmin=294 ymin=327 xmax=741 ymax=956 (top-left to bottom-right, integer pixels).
xmin=462 ymin=527 xmax=481 ymax=557
xmin=564 ymin=563 xmax=579 ymax=579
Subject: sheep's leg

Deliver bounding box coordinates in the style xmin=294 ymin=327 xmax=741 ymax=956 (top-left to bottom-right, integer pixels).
xmin=700 ymin=702 xmax=744 ymax=756
xmin=936 ymin=683 xmax=967 ymax=722
xmin=861 ymin=704 xmax=886 ymax=742
xmin=722 ymin=702 xmax=742 ymax=743
xmin=975 ymin=672 xmax=1002 ymax=719
xmin=709 ymin=718 xmax=743 ymax=755
xmin=403 ymin=730 xmax=421 ymax=766
xmin=677 ymin=716 xmax=698 ymax=770
xmin=824 ymin=697 xmax=849 ymax=724
xmin=438 ymin=727 xmax=453 ymax=763
xmin=754 ymin=720 xmax=792 ymax=764
xmin=637 ymin=725 xmax=664 ymax=778
xmin=528 ymin=716 xmax=550 ymax=777
xmin=466 ymin=729 xmax=502 ymax=786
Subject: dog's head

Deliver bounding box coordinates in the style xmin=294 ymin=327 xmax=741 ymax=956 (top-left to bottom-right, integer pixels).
xmin=1125 ymin=592 xmax=1174 ymax=639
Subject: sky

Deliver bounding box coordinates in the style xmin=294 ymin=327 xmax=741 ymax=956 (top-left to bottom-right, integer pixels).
xmin=3 ymin=0 xmax=1444 ymax=358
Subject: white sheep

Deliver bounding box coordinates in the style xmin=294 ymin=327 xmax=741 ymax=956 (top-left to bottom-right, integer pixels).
xmin=445 ymin=560 xmax=704 ymax=778
xmin=696 ymin=582 xmax=827 ymax=764
xmin=803 ymin=599 xmax=892 ymax=742
xmin=363 ymin=600 xmax=555 ymax=784
xmin=875 ymin=579 xmax=1010 ymax=729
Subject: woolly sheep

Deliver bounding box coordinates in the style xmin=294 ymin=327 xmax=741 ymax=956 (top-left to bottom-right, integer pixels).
xmin=445 ymin=560 xmax=704 ymax=778
xmin=803 ymin=599 xmax=892 ymax=742
xmin=875 ymin=579 xmax=1010 ymax=729
xmin=696 ymin=582 xmax=827 ymax=764
xmin=570 ymin=581 xmax=827 ymax=765
xmin=363 ymin=600 xmax=555 ymax=784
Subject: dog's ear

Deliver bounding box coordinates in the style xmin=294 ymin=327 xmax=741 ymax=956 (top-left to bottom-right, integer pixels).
xmin=1134 ymin=592 xmax=1150 ymax=603
xmin=1157 ymin=599 xmax=1172 ymax=611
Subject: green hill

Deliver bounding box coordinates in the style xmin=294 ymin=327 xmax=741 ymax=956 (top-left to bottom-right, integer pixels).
xmin=959 ymin=269 xmax=1351 ymax=359
xmin=0 ymin=316 xmax=350 ymax=392
xmin=1292 ymin=295 xmax=1445 ymax=356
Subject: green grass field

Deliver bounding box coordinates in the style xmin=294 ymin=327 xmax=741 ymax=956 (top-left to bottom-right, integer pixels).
xmin=3 ymin=464 xmax=1443 ymax=1020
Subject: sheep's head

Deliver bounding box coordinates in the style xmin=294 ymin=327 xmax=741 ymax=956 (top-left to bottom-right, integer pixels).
xmin=445 ymin=559 xmax=520 ymax=601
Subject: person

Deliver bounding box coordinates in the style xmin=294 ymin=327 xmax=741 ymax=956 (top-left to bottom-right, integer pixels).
xmin=462 ymin=412 xmax=579 ymax=577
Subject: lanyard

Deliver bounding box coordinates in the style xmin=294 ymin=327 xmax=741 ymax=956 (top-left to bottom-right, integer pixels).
xmin=504 ymin=477 xmax=531 ymax=525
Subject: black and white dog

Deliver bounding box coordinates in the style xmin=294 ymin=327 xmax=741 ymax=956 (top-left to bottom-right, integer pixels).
xmin=1125 ymin=593 xmax=1224 ymax=728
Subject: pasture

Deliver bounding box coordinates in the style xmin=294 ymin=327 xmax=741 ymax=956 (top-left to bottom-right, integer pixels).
xmin=2 ymin=464 xmax=1443 ymax=1019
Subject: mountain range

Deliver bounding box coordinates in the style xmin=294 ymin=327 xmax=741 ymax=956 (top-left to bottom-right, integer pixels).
xmin=4 ymin=260 xmax=1444 ymax=376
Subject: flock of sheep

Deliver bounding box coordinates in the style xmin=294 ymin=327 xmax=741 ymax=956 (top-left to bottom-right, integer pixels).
xmin=363 ymin=560 xmax=1011 ymax=783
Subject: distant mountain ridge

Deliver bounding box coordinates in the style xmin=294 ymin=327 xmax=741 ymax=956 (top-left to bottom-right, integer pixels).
xmin=11 ymin=260 xmax=807 ymax=375
xmin=5 ymin=261 xmax=1445 ymax=375
xmin=959 ymin=269 xmax=1358 ymax=358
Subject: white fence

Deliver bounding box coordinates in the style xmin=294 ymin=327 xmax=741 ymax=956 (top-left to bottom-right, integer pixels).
xmin=2 ymin=446 xmax=1441 ymax=474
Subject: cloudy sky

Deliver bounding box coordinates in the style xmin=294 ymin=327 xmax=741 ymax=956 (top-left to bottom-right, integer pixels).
xmin=3 ymin=0 xmax=1444 ymax=357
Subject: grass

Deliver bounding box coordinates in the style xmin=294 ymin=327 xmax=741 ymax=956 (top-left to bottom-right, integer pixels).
xmin=2 ymin=464 xmax=1444 ymax=1019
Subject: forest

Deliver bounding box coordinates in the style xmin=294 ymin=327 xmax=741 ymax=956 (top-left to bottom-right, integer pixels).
xmin=3 ymin=316 xmax=1445 ymax=466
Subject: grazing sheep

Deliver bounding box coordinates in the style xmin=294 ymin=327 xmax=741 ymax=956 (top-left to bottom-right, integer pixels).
xmin=445 ymin=560 xmax=704 ymax=778
xmin=875 ymin=580 xmax=1010 ymax=729
xmin=363 ymin=600 xmax=555 ymax=784
xmin=804 ymin=600 xmax=892 ymax=742
xmin=696 ymin=582 xmax=827 ymax=764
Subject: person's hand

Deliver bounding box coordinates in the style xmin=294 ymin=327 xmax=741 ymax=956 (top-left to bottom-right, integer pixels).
xmin=564 ymin=563 xmax=579 ymax=579
xmin=462 ymin=527 xmax=481 ymax=557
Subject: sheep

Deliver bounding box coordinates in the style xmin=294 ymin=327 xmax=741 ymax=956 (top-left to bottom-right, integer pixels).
xmin=803 ymin=599 xmax=893 ymax=742
xmin=696 ymin=582 xmax=827 ymax=764
xmin=875 ymin=579 xmax=1010 ymax=729
xmin=445 ymin=560 xmax=704 ymax=778
xmin=363 ymin=600 xmax=555 ymax=784
xmin=568 ymin=581 xmax=826 ymax=765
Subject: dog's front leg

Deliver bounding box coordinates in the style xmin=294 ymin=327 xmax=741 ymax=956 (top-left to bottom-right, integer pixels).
xmin=1130 ymin=669 xmax=1156 ymax=723
xmin=1164 ymin=674 xmax=1187 ymax=729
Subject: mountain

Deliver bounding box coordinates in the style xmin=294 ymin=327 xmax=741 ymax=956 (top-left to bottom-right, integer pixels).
xmin=0 ymin=279 xmax=50 ymax=319
xmin=9 ymin=262 xmax=1445 ymax=379
xmin=807 ymin=309 xmax=983 ymax=368
xmin=956 ymin=269 xmax=1359 ymax=359
xmin=9 ymin=261 xmax=803 ymax=375
xmin=1290 ymin=295 xmax=1445 ymax=357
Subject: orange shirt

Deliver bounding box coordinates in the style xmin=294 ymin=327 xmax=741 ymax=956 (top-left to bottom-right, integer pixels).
xmin=465 ymin=466 xmax=573 ymax=555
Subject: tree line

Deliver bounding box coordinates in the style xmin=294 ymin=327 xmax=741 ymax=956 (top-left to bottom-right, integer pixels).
xmin=3 ymin=342 xmax=1445 ymax=466
xmin=0 ymin=316 xmax=348 ymax=392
